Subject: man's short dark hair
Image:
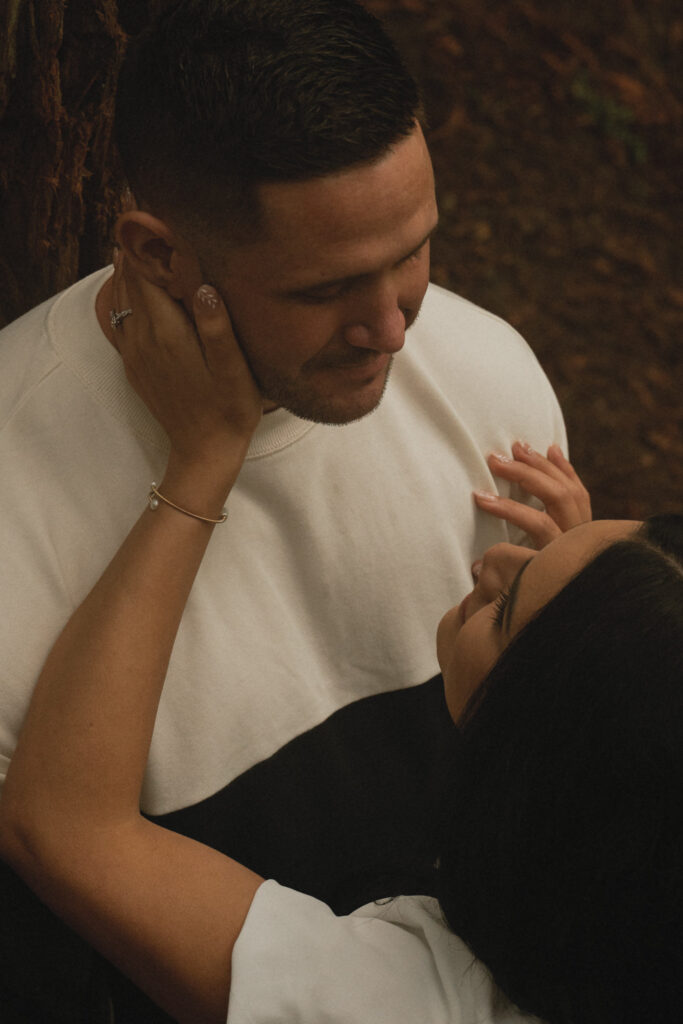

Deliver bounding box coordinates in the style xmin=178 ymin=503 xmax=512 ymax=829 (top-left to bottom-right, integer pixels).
xmin=114 ymin=0 xmax=422 ymax=245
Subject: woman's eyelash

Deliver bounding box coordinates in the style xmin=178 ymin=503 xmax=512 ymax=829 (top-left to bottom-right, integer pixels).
xmin=493 ymin=588 xmax=511 ymax=628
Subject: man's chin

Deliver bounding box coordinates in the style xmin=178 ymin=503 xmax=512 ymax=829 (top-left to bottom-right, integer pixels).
xmin=261 ymin=359 xmax=394 ymax=426
xmin=289 ymin=364 xmax=393 ymax=425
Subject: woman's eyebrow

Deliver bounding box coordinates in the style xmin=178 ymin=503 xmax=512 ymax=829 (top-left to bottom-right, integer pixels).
xmin=503 ymin=557 xmax=533 ymax=634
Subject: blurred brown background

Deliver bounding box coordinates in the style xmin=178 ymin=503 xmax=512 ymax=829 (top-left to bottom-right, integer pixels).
xmin=1 ymin=0 xmax=681 ymax=518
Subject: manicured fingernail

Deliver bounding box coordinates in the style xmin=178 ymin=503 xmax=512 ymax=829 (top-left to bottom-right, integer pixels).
xmin=515 ymin=441 xmax=536 ymax=455
xmin=491 ymin=452 xmax=513 ymax=463
xmin=474 ymin=490 xmax=499 ymax=502
xmin=112 ymin=246 xmax=120 ymax=267
xmin=196 ymin=285 xmax=220 ymax=310
xmin=471 ymin=559 xmax=483 ymax=579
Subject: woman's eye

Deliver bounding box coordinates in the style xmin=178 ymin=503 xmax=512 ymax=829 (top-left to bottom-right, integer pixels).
xmin=492 ymin=588 xmax=511 ymax=628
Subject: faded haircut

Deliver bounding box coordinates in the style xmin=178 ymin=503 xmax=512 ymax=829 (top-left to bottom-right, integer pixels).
xmin=114 ymin=0 xmax=423 ymax=247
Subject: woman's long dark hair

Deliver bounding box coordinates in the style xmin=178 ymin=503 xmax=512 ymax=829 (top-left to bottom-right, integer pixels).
xmin=438 ymin=515 xmax=683 ymax=1024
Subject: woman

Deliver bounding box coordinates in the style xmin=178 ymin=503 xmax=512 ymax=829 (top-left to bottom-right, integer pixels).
xmin=0 ymin=267 xmax=681 ymax=1024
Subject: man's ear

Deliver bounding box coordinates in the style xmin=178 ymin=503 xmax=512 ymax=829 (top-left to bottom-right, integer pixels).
xmin=115 ymin=212 xmax=201 ymax=302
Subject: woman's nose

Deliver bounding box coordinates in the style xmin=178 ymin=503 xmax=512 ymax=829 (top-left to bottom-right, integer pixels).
xmin=477 ymin=543 xmax=536 ymax=596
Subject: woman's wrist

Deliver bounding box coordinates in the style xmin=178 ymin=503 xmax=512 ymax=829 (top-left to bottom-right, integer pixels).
xmin=159 ymin=441 xmax=249 ymax=521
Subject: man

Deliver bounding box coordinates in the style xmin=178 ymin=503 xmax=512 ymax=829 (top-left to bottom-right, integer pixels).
xmin=0 ymin=1 xmax=566 ymax=1020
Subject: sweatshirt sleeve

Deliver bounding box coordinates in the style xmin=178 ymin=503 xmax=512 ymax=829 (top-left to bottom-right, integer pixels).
xmin=227 ymin=880 xmax=531 ymax=1024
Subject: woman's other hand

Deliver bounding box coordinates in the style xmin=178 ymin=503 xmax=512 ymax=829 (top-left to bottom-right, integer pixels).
xmin=474 ymin=443 xmax=592 ymax=549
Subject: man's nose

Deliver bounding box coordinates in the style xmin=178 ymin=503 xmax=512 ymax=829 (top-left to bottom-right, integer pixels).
xmin=342 ymin=281 xmax=408 ymax=354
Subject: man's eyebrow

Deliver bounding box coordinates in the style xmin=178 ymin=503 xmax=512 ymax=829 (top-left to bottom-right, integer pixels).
xmin=398 ymin=219 xmax=440 ymax=263
xmin=503 ymin=557 xmax=533 ymax=634
xmin=280 ymin=219 xmax=440 ymax=297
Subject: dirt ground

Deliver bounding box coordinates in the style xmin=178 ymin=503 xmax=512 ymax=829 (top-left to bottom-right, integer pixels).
xmin=367 ymin=0 xmax=682 ymax=520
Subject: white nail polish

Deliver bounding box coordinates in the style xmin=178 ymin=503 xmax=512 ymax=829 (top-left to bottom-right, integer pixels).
xmin=196 ymin=285 xmax=219 ymax=310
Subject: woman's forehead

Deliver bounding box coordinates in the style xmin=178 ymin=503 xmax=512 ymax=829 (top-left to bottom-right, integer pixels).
xmin=513 ymin=520 xmax=640 ymax=631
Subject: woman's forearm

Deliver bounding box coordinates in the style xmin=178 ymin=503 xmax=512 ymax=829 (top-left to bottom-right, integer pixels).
xmin=0 ymin=454 xmax=240 ymax=851
xmin=0 ymin=454 xmax=265 ymax=1024
xmin=0 ymin=271 xmax=267 ymax=1023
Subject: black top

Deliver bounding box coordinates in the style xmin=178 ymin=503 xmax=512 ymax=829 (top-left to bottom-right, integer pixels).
xmin=0 ymin=676 xmax=459 ymax=1023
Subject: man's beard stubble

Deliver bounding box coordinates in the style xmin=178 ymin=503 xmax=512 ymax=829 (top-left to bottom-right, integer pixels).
xmin=201 ymin=274 xmax=396 ymax=427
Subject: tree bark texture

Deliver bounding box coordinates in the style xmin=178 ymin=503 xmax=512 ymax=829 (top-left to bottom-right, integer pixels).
xmin=0 ymin=0 xmax=127 ymax=328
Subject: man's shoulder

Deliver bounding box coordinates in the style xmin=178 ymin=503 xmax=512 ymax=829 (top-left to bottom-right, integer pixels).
xmin=0 ymin=290 xmax=57 ymax=352
xmin=0 ymin=269 xmax=110 ymax=430
xmin=393 ymin=282 xmax=565 ymax=451
xmin=406 ymin=281 xmax=546 ymax=386
xmin=0 ymin=268 xmax=108 ymax=352
xmin=419 ymin=282 xmax=533 ymax=354
xmin=0 ymin=293 xmax=61 ymax=430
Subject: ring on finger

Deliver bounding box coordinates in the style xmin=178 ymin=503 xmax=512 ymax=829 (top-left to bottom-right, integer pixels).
xmin=110 ymin=308 xmax=133 ymax=330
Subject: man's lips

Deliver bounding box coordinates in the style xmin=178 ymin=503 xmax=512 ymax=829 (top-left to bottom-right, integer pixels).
xmin=323 ymin=351 xmax=388 ymax=370
xmin=321 ymin=353 xmax=391 ymax=379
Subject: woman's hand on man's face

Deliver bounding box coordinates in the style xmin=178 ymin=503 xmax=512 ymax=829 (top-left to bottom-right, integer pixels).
xmin=111 ymin=251 xmax=262 ymax=468
xmin=473 ymin=442 xmax=592 ymax=549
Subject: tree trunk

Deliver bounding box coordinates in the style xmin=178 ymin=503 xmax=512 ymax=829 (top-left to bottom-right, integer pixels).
xmin=0 ymin=0 xmax=126 ymax=327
